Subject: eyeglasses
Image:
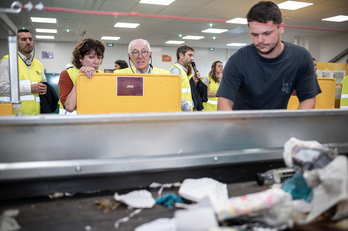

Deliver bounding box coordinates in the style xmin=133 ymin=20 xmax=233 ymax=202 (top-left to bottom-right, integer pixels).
xmin=131 ymin=50 xmax=149 ymax=57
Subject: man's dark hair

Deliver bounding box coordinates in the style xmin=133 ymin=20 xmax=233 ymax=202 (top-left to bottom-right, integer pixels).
xmin=312 ymin=57 xmax=316 ymax=61
xmin=246 ymin=1 xmax=282 ymax=25
xmin=176 ymin=45 xmax=194 ymax=61
xmin=115 ymin=60 xmax=129 ymax=69
xmin=18 ymin=29 xmax=30 ymax=33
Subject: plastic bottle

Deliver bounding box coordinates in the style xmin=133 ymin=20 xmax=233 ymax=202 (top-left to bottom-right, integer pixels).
xmin=256 ymin=167 xmax=295 ymax=186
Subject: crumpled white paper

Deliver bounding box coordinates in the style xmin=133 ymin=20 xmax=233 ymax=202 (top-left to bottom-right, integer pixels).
xmin=114 ymin=190 xmax=156 ymax=208
xmin=304 ymin=155 xmax=348 ymax=222
xmin=178 ymin=177 xmax=228 ymax=213
xmin=0 ymin=209 xmax=21 ymax=231
xmin=175 ymin=207 xmax=218 ymax=231
xmin=135 ymin=218 xmax=175 ymax=231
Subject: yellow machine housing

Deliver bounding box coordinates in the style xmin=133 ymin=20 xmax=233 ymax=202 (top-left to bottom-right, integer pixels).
xmin=76 ymin=73 xmax=181 ymax=114
xmin=287 ymin=77 xmax=336 ymax=109
xmin=0 ymin=103 xmax=13 ymax=116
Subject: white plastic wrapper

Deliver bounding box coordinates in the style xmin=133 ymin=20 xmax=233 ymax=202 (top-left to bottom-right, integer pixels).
xmin=216 ymin=187 xmax=292 ymax=221
xmin=283 ymin=137 xmax=323 ymax=168
xmin=305 ymin=155 xmax=348 ymax=222
xmin=178 ymin=178 xmax=228 ymax=213
xmin=114 ymin=190 xmax=156 ymax=208
xmin=135 ymin=218 xmax=175 ymax=231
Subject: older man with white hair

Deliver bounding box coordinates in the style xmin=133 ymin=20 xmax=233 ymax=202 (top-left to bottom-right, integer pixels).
xmin=115 ymin=39 xmax=169 ymax=74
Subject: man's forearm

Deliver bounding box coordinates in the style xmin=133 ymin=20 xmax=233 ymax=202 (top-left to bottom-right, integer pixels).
xmin=298 ymin=98 xmax=316 ymax=109
xmin=217 ymin=97 xmax=233 ymax=111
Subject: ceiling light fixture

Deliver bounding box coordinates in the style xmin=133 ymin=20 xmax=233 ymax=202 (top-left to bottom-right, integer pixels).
xmin=101 ymin=36 xmax=120 ymax=40
xmin=35 ymin=29 xmax=57 ymax=33
xmin=227 ymin=43 xmax=247 ymax=47
xmin=139 ymin=0 xmax=175 ymax=6
xmin=182 ymin=35 xmax=204 ymax=40
xmin=30 ymin=17 xmax=57 ymax=23
xmin=114 ymin=22 xmax=140 ymax=28
xmin=278 ymin=1 xmax=313 ymax=10
xmin=165 ymin=40 xmax=185 ymax=44
xmin=202 ymin=28 xmax=228 ymax=34
xmin=36 ymin=35 xmax=54 ymax=39
xmin=322 ymin=15 xmax=348 ymax=22
xmin=226 ymin=17 xmax=247 ymax=24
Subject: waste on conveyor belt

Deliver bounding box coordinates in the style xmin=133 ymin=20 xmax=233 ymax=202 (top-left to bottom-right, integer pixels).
xmin=107 ymin=137 xmax=348 ymax=231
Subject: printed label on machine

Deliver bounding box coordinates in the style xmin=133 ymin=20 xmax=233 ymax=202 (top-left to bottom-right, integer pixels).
xmin=116 ymin=76 xmax=144 ymax=96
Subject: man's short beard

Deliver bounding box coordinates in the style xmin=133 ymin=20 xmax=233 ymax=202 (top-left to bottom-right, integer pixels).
xmin=257 ymin=38 xmax=279 ymax=55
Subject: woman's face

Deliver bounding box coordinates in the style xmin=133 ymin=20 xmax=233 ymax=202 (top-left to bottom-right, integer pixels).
xmin=215 ymin=62 xmax=223 ymax=74
xmin=80 ymin=50 xmax=102 ymax=70
xmin=114 ymin=63 xmax=120 ymax=70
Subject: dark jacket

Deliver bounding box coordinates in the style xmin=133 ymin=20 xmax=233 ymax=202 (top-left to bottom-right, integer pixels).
xmin=40 ymin=82 xmax=59 ymax=113
xmin=189 ymin=77 xmax=208 ymax=111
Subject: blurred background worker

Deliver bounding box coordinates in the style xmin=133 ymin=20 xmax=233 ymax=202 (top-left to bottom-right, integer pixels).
xmin=217 ymin=1 xmax=321 ymax=111
xmin=170 ymin=45 xmax=196 ymax=112
xmin=0 ymin=29 xmax=47 ymax=115
xmin=115 ymin=39 xmax=169 ymax=74
xmin=58 ymin=38 xmax=105 ymax=114
xmin=114 ymin=60 xmax=128 ymax=70
xmin=203 ymin=61 xmax=223 ymax=111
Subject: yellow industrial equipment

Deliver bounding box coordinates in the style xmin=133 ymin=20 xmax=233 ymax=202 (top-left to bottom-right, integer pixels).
xmin=76 ymin=73 xmax=181 ymax=114
xmin=0 ymin=103 xmax=13 ymax=115
xmin=287 ymin=78 xmax=336 ymax=109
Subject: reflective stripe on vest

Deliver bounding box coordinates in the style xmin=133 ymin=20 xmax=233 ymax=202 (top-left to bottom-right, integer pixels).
xmin=0 ymin=97 xmax=10 ymax=102
xmin=207 ymin=99 xmax=218 ymax=105
xmin=340 ymin=76 xmax=348 ymax=108
xmin=182 ymin=88 xmax=191 ymax=93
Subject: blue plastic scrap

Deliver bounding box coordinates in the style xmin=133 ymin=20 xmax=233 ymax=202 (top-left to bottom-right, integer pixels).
xmin=155 ymin=193 xmax=184 ymax=209
xmin=282 ymin=172 xmax=312 ymax=202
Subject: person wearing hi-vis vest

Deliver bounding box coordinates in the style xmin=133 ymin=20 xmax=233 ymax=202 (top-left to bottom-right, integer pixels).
xmin=340 ymin=76 xmax=348 ymax=109
xmin=58 ymin=38 xmax=105 ymax=114
xmin=0 ymin=29 xmax=47 ymax=115
xmin=114 ymin=39 xmax=169 ymax=75
xmin=170 ymin=45 xmax=200 ymax=111
xmin=203 ymin=61 xmax=223 ymax=111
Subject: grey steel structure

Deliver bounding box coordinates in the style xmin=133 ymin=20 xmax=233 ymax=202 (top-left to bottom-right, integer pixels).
xmin=1 ymin=110 xmax=348 ymax=198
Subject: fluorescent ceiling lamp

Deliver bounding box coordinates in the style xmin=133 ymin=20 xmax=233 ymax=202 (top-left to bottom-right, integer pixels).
xmin=36 ymin=35 xmax=54 ymax=39
xmin=227 ymin=43 xmax=247 ymax=46
xmin=30 ymin=17 xmax=57 ymax=23
xmin=182 ymin=35 xmax=204 ymax=40
xmin=278 ymin=1 xmax=313 ymax=10
xmin=101 ymin=36 xmax=120 ymax=40
xmin=322 ymin=15 xmax=348 ymax=22
xmin=139 ymin=0 xmax=175 ymax=6
xmin=114 ymin=22 xmax=140 ymax=28
xmin=35 ymin=29 xmax=57 ymax=33
xmin=226 ymin=17 xmax=247 ymax=24
xmin=165 ymin=40 xmax=185 ymax=44
xmin=202 ymin=28 xmax=228 ymax=34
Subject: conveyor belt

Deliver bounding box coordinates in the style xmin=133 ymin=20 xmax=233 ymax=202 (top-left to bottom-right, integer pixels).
xmin=0 ymin=181 xmax=270 ymax=231
xmin=1 ymin=110 xmax=348 ymax=199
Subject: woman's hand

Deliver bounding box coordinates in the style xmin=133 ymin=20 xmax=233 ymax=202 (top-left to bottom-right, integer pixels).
xmin=79 ymin=66 xmax=96 ymax=78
